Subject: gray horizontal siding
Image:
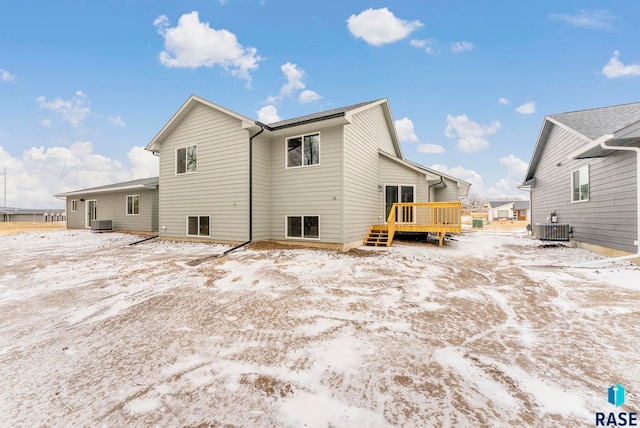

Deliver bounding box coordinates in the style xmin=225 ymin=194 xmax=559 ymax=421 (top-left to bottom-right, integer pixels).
xmin=343 ymin=105 xmax=401 ymax=243
xmin=158 ymin=103 xmax=249 ymax=241
xmin=269 ymin=125 xmax=343 ymax=243
xmin=432 ymin=177 xmax=460 ymax=202
xmin=531 ymin=124 xmax=638 ymax=253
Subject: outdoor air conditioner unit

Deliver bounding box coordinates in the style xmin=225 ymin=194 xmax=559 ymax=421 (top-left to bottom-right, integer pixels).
xmin=535 ymin=224 xmax=571 ymax=241
xmin=91 ymin=220 xmax=113 ymax=232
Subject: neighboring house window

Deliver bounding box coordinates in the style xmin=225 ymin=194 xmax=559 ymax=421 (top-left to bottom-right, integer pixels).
xmin=126 ymin=195 xmax=140 ymax=215
xmin=176 ymin=145 xmax=197 ymax=174
xmin=286 ymin=216 xmax=319 ymax=239
xmin=572 ymin=165 xmax=589 ymax=202
xmin=286 ymin=133 xmax=320 ymax=168
xmin=71 ymin=200 xmax=78 ymax=212
xmin=187 ymin=216 xmax=210 ymax=237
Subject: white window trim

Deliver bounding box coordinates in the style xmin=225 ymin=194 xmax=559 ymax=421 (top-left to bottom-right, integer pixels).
xmin=571 ymin=164 xmax=590 ymax=203
xmin=185 ymin=215 xmax=211 ymax=237
xmin=285 ymin=132 xmax=321 ymax=169
xmin=126 ymin=194 xmax=140 ymax=216
xmin=71 ymin=199 xmax=78 ymax=212
xmin=383 ymin=184 xmax=416 ymax=223
xmin=175 ymin=145 xmax=198 ymax=175
xmin=284 ymin=215 xmax=321 ymax=240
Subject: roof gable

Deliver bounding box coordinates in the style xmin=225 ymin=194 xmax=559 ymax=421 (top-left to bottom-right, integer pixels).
xmin=523 ymin=102 xmax=640 ymax=183
xmin=146 ymin=95 xmax=258 ymax=152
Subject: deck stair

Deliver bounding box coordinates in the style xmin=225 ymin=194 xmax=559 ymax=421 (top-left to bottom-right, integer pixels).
xmin=363 ymin=225 xmax=392 ymax=246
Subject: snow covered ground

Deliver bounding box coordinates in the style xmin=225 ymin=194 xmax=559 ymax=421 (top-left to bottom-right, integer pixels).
xmin=0 ymin=228 xmax=638 ymax=426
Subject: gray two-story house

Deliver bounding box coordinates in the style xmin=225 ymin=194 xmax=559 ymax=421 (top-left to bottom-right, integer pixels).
xmin=55 ymin=96 xmax=469 ymax=249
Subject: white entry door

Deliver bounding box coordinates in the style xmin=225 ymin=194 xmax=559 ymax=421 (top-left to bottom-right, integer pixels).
xmin=86 ymin=200 xmax=97 ymax=228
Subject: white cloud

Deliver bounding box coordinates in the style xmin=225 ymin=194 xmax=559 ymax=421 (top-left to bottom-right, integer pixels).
xmin=257 ymin=105 xmax=280 ymax=123
xmin=549 ymin=9 xmax=617 ymax=30
xmin=39 ymin=119 xmax=52 ymax=127
xmin=36 ymin=91 xmax=90 ymax=128
xmin=498 ymin=97 xmax=509 ymax=105
xmin=1 ymin=68 xmax=15 ymax=82
xmin=444 ymin=114 xmax=500 ymax=153
xmin=515 ymin=101 xmax=536 ymax=114
xmin=267 ymin=62 xmax=321 ymax=104
xmin=395 ymin=117 xmax=418 ymax=143
xmin=417 ymin=144 xmax=446 ymax=154
xmin=602 ymin=51 xmax=640 ymax=78
xmin=0 ymin=142 xmax=158 ymax=208
xmin=410 ymin=38 xmax=437 ymax=55
xmin=499 ymin=155 xmax=528 ymax=184
xmin=298 ymin=90 xmax=321 ymax=104
xmin=347 ymin=8 xmax=423 ymax=46
xmin=431 ymin=164 xmax=483 ymax=194
xmin=107 ymin=116 xmax=126 ymax=127
xmin=450 ymin=41 xmax=473 ymax=54
xmin=154 ymin=11 xmax=262 ymax=83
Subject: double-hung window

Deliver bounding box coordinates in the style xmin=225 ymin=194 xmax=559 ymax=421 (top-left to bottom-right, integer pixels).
xmin=571 ymin=165 xmax=589 ymax=202
xmin=126 ymin=195 xmax=140 ymax=215
xmin=286 ymin=133 xmax=320 ymax=168
xmin=187 ymin=216 xmax=210 ymax=237
xmin=176 ymin=145 xmax=197 ymax=174
xmin=286 ymin=216 xmax=319 ymax=239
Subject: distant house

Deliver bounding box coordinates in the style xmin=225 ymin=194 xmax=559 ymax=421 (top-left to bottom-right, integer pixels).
xmin=487 ymin=201 xmax=530 ymax=222
xmin=521 ymin=102 xmax=640 ymax=257
xmin=0 ymin=207 xmax=66 ymax=223
xmin=54 ymin=177 xmax=158 ymax=234
xmin=142 ymin=95 xmax=470 ymax=249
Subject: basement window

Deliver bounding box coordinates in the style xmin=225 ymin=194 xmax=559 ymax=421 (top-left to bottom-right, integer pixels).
xmin=176 ymin=145 xmax=198 ymax=174
xmin=286 ymin=133 xmax=320 ymax=168
xmin=571 ymin=165 xmax=589 ymax=202
xmin=187 ymin=216 xmax=210 ymax=237
xmin=286 ymin=216 xmax=319 ymax=239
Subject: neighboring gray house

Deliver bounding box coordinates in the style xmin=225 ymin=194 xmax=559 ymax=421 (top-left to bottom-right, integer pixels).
xmin=0 ymin=207 xmax=66 ymax=222
xmin=144 ymin=95 xmax=470 ymax=250
xmin=54 ymin=177 xmax=159 ymax=233
xmin=487 ymin=200 xmax=530 ymax=222
xmin=521 ymin=102 xmax=640 ymax=256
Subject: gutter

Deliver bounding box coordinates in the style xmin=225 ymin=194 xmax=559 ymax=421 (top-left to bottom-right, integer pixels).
xmin=570 ymin=137 xmax=640 ymax=267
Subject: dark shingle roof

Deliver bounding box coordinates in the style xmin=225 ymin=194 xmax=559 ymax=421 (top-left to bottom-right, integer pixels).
xmin=264 ymin=100 xmax=380 ymax=129
xmin=513 ymin=200 xmax=530 ymax=210
xmin=550 ymin=102 xmax=640 ymax=140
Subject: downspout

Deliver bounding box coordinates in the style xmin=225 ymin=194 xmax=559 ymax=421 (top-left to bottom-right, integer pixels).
xmin=428 ymin=176 xmax=446 ymax=202
xmin=571 ymin=138 xmax=640 ymax=267
xmin=216 ymin=123 xmax=266 ymax=257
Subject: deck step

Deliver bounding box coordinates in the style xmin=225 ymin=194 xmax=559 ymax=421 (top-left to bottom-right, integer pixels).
xmin=363 ymin=225 xmax=392 ymax=246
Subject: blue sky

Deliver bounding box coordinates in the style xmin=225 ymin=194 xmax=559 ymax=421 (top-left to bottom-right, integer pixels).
xmin=2 ymin=1 xmax=640 ymax=208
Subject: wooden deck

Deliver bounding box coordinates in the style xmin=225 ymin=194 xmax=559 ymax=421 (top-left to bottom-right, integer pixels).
xmin=364 ymin=202 xmax=462 ymax=247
